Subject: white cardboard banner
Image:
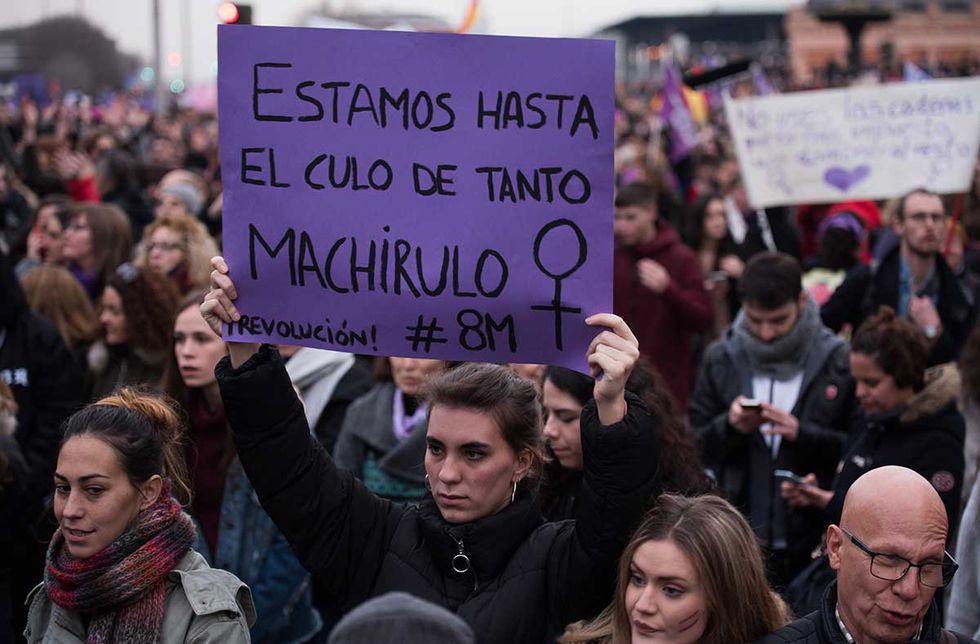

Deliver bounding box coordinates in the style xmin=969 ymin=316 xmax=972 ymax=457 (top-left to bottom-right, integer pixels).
xmin=724 ymin=77 xmax=980 ymax=209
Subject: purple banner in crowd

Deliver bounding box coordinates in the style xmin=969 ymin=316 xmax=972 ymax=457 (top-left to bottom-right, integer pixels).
xmin=217 ymin=25 xmax=614 ymax=371
xmin=660 ymin=62 xmax=699 ymax=163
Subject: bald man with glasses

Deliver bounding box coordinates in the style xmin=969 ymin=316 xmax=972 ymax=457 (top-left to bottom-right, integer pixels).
xmin=756 ymin=466 xmax=977 ymax=644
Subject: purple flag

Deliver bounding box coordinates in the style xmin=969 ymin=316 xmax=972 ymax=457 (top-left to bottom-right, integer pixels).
xmin=751 ymin=63 xmax=775 ymax=96
xmin=660 ymin=62 xmax=698 ymax=163
xmin=903 ymin=61 xmax=931 ymax=83
xmin=217 ymin=25 xmax=614 ymax=371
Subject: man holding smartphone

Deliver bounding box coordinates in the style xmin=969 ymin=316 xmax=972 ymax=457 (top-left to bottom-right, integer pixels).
xmin=690 ymin=252 xmax=855 ymax=587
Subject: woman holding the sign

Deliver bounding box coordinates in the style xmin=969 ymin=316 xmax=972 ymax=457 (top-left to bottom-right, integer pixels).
xmin=201 ymin=257 xmax=660 ymax=644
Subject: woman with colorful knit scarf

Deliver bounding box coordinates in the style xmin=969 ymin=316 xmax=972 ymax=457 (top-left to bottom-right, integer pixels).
xmin=22 ymin=389 xmax=256 ymax=643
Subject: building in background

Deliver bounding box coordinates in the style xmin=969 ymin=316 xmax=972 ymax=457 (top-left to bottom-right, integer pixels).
xmin=787 ymin=0 xmax=980 ymax=82
xmin=591 ymin=11 xmax=787 ymax=84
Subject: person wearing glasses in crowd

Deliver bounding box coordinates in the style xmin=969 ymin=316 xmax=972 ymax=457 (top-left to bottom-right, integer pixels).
xmin=756 ymin=466 xmax=976 ymax=644
xmin=136 ymin=213 xmax=219 ymax=296
xmin=821 ymin=189 xmax=976 ymax=365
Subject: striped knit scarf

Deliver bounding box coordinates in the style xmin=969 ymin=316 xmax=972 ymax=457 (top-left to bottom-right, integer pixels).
xmin=45 ymin=488 xmax=196 ymax=644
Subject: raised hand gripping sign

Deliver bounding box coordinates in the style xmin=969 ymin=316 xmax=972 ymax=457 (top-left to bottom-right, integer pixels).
xmin=217 ymin=25 xmax=614 ymax=371
xmin=724 ymin=77 xmax=980 ymax=208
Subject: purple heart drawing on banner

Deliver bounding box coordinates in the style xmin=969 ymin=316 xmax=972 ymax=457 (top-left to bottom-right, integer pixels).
xmin=823 ymin=164 xmax=871 ymax=192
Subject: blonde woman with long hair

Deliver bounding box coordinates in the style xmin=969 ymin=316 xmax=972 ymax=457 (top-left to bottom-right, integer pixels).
xmin=22 ymin=265 xmax=100 ymax=367
xmin=136 ymin=213 xmax=219 ymax=295
xmin=562 ymin=494 xmax=788 ymax=644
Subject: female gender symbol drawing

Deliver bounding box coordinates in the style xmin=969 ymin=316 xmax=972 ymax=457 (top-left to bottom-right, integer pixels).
xmin=531 ymin=218 xmax=588 ymax=351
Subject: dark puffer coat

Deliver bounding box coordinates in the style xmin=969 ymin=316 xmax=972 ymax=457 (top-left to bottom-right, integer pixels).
xmin=824 ymin=363 xmax=966 ymax=531
xmin=216 ymin=346 xmax=659 ymax=644
xmin=754 ymin=582 xmax=977 ymax=644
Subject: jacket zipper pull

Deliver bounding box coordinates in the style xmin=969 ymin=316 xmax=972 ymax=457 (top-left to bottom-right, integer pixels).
xmin=451 ymin=537 xmax=479 ymax=592
xmin=451 ymin=537 xmax=471 ymax=574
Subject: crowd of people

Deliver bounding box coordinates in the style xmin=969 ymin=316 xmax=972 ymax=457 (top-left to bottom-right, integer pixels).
xmin=0 ymin=52 xmax=979 ymax=644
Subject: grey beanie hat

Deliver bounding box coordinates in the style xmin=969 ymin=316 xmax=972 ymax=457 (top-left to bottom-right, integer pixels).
xmin=160 ymin=182 xmax=203 ymax=216
xmin=328 ymin=592 xmax=475 ymax=644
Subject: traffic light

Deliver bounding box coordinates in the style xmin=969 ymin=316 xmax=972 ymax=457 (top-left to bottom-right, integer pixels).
xmin=218 ymin=2 xmax=252 ymax=25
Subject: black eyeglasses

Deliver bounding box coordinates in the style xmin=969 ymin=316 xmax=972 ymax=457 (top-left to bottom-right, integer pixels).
xmin=840 ymin=527 xmax=958 ymax=588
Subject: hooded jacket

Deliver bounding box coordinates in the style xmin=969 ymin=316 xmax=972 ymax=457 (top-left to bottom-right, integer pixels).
xmin=689 ymin=315 xmax=855 ymax=577
xmin=216 ymin=346 xmax=659 ymax=644
xmin=614 ymin=219 xmax=712 ymax=410
xmin=754 ymin=581 xmax=976 ymax=644
xmin=825 ymin=364 xmax=966 ymax=531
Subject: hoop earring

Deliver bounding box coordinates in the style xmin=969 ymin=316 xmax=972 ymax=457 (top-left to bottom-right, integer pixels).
xmin=511 ymin=481 xmax=517 ymax=503
xmin=424 ymin=474 xmax=431 ymax=491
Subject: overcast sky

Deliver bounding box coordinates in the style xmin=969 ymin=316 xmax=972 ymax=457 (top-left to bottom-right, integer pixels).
xmin=1 ymin=0 xmax=803 ymax=84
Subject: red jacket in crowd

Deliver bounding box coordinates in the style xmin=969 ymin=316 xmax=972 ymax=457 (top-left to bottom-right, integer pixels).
xmin=613 ymin=220 xmax=712 ymax=410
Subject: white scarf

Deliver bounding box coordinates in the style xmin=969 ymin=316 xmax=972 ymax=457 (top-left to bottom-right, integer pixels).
xmin=285 ymin=348 xmax=356 ymax=431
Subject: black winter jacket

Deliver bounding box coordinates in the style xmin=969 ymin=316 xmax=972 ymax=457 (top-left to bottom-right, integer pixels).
xmin=824 ymin=364 xmax=966 ymax=531
xmin=0 ymin=251 xmax=81 ymax=500
xmin=820 ymin=245 xmax=975 ymax=366
xmin=216 ymin=346 xmax=659 ymax=644
xmin=754 ymin=582 xmax=977 ymax=644
xmin=689 ymin=322 xmax=855 ymax=577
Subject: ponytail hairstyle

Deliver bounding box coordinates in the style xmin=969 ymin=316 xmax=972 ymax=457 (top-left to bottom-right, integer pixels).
xmin=60 ymin=388 xmax=192 ymax=505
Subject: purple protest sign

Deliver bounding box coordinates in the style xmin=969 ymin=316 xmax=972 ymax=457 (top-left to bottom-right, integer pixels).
xmin=217 ymin=25 xmax=614 ymax=371
xmin=660 ymin=62 xmax=698 ymax=164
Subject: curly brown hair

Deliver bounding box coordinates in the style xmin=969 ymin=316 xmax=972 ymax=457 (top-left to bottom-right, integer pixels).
xmin=135 ymin=213 xmax=219 ymax=293
xmin=625 ymin=359 xmax=713 ymax=496
xmin=538 ymin=359 xmax=712 ymax=518
xmin=106 ymin=265 xmax=181 ymax=355
xmin=852 ymin=306 xmax=930 ymax=391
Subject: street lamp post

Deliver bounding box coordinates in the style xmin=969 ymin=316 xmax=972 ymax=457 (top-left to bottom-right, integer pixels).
xmin=153 ymin=0 xmax=165 ymax=113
